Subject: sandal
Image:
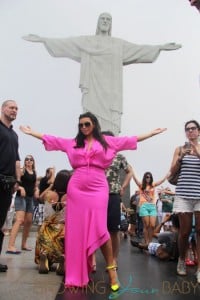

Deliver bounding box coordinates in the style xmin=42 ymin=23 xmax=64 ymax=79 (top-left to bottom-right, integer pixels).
xmin=106 ymin=265 xmax=120 ymax=292
xmin=21 ymin=247 xmax=32 ymax=251
xmin=185 ymin=258 xmax=195 ymax=266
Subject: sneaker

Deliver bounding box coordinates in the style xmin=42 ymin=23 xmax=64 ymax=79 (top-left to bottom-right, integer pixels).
xmin=130 ymin=240 xmax=139 ymax=248
xmin=196 ymin=269 xmax=200 ymax=284
xmin=130 ymin=240 xmax=148 ymax=250
xmin=4 ymin=231 xmax=10 ymax=236
xmin=177 ymin=258 xmax=187 ymax=276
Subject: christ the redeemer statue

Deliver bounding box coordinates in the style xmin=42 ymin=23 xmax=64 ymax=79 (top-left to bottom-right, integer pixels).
xmin=23 ymin=12 xmax=181 ymax=135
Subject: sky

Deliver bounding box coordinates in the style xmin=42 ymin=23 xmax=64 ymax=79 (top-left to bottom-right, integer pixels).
xmin=0 ymin=0 xmax=199 ymax=192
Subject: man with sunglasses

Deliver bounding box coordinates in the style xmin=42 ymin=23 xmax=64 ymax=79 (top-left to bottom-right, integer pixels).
xmin=0 ymin=100 xmax=21 ymax=272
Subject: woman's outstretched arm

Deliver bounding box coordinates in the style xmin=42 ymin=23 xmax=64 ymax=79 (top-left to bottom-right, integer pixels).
xmin=132 ymin=167 xmax=142 ymax=188
xmin=137 ymin=128 xmax=167 ymax=142
xmin=19 ymin=125 xmax=43 ymax=139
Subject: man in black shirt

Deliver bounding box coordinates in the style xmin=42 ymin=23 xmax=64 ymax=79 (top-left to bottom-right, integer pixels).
xmin=0 ymin=100 xmax=21 ymax=272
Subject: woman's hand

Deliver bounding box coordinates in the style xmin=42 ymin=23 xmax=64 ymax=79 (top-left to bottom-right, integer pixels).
xmin=19 ymin=126 xmax=43 ymax=139
xmin=190 ymin=142 xmax=200 ymax=158
xmin=160 ymin=43 xmax=182 ymax=51
xmin=18 ymin=186 xmax=26 ymax=197
xmin=19 ymin=125 xmax=32 ymax=135
xmin=150 ymin=128 xmax=167 ymax=136
xmin=180 ymin=148 xmax=189 ymax=158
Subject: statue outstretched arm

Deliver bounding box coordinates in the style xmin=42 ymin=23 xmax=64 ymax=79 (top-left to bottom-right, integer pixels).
xmin=123 ymin=40 xmax=181 ymax=65
xmin=22 ymin=34 xmax=82 ymax=61
xmin=22 ymin=34 xmax=44 ymax=43
xmin=159 ymin=43 xmax=182 ymax=51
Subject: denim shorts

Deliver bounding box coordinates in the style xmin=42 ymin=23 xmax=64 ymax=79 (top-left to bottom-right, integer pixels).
xmin=15 ymin=196 xmax=34 ymax=213
xmin=139 ymin=203 xmax=157 ymax=217
xmin=173 ymin=196 xmax=200 ymax=213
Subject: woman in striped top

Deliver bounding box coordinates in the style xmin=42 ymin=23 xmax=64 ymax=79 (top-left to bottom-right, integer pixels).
xmin=169 ymin=120 xmax=200 ymax=283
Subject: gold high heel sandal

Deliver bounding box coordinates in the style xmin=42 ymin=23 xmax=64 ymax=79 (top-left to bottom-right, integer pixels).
xmin=106 ymin=265 xmax=120 ymax=292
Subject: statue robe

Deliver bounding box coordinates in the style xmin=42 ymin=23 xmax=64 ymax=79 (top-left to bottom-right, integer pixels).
xmin=43 ymin=36 xmax=161 ymax=134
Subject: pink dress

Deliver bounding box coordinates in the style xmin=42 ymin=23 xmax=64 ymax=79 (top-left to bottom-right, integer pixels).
xmin=42 ymin=134 xmax=137 ymax=286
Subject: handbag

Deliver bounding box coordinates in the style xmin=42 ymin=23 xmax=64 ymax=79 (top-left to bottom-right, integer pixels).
xmin=168 ymin=147 xmax=182 ymax=186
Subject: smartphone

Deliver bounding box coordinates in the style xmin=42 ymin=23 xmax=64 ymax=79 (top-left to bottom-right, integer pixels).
xmin=184 ymin=142 xmax=191 ymax=150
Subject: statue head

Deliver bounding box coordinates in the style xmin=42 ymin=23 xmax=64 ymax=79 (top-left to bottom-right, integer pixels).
xmin=96 ymin=12 xmax=112 ymax=36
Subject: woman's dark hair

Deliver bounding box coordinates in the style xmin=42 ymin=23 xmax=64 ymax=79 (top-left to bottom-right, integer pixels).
xmin=185 ymin=120 xmax=200 ymax=131
xmin=141 ymin=172 xmax=153 ymax=190
xmin=74 ymin=112 xmax=108 ymax=150
xmin=52 ymin=169 xmax=72 ymax=193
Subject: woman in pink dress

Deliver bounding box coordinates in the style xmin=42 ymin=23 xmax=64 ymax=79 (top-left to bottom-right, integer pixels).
xmin=20 ymin=112 xmax=166 ymax=291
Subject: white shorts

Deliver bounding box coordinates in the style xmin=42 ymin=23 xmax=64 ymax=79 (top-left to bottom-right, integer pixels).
xmin=173 ymin=196 xmax=200 ymax=213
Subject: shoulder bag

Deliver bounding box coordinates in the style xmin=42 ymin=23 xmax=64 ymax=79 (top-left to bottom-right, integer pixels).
xmin=168 ymin=147 xmax=182 ymax=186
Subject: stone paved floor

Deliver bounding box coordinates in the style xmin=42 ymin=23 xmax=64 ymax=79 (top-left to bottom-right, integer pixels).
xmin=0 ymin=230 xmax=61 ymax=300
xmin=55 ymin=237 xmax=200 ymax=300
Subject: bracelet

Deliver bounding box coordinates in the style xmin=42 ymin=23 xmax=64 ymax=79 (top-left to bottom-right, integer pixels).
xmin=16 ymin=180 xmax=22 ymax=186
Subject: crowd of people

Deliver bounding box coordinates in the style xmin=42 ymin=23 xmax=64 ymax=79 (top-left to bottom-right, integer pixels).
xmin=0 ymin=100 xmax=200 ymax=291
xmin=130 ymin=120 xmax=200 ymax=284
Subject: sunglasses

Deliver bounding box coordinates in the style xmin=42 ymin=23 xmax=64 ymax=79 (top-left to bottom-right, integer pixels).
xmin=79 ymin=122 xmax=92 ymax=129
xmin=25 ymin=157 xmax=34 ymax=161
xmin=185 ymin=126 xmax=198 ymax=132
xmin=146 ymin=175 xmax=151 ymax=178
